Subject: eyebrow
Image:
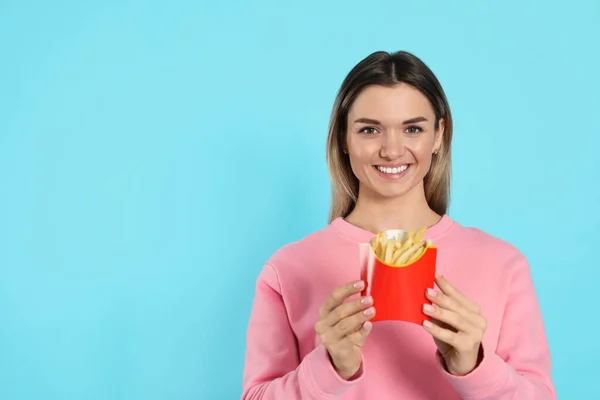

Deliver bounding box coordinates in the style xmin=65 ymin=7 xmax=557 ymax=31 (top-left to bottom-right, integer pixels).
xmin=354 ymin=117 xmax=428 ymax=125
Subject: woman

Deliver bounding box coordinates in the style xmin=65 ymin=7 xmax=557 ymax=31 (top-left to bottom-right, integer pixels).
xmin=241 ymin=51 xmax=556 ymax=399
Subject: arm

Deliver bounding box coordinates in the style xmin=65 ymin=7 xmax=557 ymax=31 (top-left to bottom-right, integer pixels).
xmin=437 ymin=255 xmax=556 ymax=399
xmin=241 ymin=264 xmax=363 ymax=400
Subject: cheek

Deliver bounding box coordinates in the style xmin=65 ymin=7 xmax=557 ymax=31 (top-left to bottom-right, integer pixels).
xmin=348 ymin=153 xmax=372 ymax=177
xmin=348 ymin=139 xmax=378 ymax=165
xmin=348 ymin=151 xmax=378 ymax=181
xmin=406 ymin=136 xmax=434 ymax=160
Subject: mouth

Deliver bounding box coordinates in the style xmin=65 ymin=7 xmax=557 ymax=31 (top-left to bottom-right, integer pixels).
xmin=374 ymin=164 xmax=410 ymax=175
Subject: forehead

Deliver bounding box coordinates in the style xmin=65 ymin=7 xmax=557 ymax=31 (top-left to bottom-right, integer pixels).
xmin=348 ymin=83 xmax=435 ymax=122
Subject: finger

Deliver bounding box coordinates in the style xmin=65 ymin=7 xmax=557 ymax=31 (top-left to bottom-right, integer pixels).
xmin=324 ymin=295 xmax=373 ymax=328
xmin=426 ymin=289 xmax=485 ymax=330
xmin=329 ymin=305 xmax=376 ymax=339
xmin=424 ymin=319 xmax=482 ymax=354
xmin=429 ymin=317 xmax=455 ymax=333
xmin=435 ymin=273 xmax=480 ymax=314
xmin=423 ymin=319 xmax=460 ymax=348
xmin=426 ymin=288 xmax=466 ymax=313
xmin=346 ymin=320 xmax=373 ymax=347
xmin=319 ymin=280 xmax=365 ymax=319
xmin=422 ymin=303 xmax=479 ymax=335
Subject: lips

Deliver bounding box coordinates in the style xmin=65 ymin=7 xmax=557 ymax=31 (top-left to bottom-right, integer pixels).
xmin=375 ymin=164 xmax=409 ymax=175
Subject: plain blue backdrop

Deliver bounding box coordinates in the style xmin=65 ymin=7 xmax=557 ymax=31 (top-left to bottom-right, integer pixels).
xmin=1 ymin=0 xmax=599 ymax=399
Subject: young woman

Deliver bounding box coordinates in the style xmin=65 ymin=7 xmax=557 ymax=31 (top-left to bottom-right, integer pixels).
xmin=241 ymin=51 xmax=556 ymax=399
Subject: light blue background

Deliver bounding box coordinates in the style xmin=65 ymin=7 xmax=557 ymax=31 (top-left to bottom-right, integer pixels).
xmin=1 ymin=1 xmax=598 ymax=399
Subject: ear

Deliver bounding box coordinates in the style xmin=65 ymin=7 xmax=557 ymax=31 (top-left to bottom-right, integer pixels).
xmin=343 ymin=135 xmax=350 ymax=154
xmin=433 ymin=118 xmax=445 ymax=154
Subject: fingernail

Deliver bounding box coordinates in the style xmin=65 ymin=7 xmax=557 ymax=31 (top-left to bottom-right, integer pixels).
xmin=423 ymin=304 xmax=435 ymax=314
xmin=361 ymin=296 xmax=373 ymax=305
xmin=363 ymin=321 xmax=372 ymax=332
xmin=364 ymin=307 xmax=375 ymax=316
xmin=423 ymin=320 xmax=433 ymax=328
xmin=436 ymin=271 xmax=443 ymax=278
xmin=427 ymin=288 xmax=437 ymax=297
xmin=354 ymin=281 xmax=365 ymax=289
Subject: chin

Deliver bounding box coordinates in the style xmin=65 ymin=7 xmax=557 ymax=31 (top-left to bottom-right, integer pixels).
xmin=366 ymin=172 xmax=422 ymax=200
xmin=357 ymin=167 xmax=424 ymax=200
xmin=376 ymin=187 xmax=412 ymax=199
xmin=367 ymin=181 xmax=413 ymax=199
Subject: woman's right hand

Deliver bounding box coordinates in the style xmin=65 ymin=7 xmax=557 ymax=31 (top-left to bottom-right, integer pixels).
xmin=314 ymin=280 xmax=376 ymax=380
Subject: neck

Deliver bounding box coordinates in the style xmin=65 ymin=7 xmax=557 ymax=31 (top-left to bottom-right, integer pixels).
xmin=344 ymin=183 xmax=442 ymax=234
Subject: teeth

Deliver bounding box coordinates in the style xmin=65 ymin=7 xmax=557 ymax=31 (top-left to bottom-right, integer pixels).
xmin=377 ymin=165 xmax=408 ymax=174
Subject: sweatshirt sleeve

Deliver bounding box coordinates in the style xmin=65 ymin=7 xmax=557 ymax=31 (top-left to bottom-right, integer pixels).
xmin=436 ymin=254 xmax=556 ymax=399
xmin=241 ymin=264 xmax=364 ymax=400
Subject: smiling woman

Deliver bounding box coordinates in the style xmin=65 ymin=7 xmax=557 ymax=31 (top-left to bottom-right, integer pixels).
xmin=241 ymin=51 xmax=556 ymax=400
xmin=342 ymin=84 xmax=445 ymax=224
xmin=326 ymin=53 xmax=452 ymax=229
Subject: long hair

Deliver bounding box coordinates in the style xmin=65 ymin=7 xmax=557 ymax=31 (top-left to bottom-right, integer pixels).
xmin=326 ymin=50 xmax=453 ymax=223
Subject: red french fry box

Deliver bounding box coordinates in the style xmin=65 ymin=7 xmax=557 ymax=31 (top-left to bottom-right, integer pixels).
xmin=359 ymin=230 xmax=437 ymax=325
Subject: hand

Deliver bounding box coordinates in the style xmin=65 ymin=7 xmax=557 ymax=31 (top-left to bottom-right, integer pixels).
xmin=422 ymin=273 xmax=487 ymax=376
xmin=314 ymin=280 xmax=376 ymax=380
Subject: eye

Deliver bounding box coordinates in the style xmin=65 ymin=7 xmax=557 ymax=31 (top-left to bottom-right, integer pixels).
xmin=405 ymin=125 xmax=423 ymax=135
xmin=359 ymin=126 xmax=379 ymax=135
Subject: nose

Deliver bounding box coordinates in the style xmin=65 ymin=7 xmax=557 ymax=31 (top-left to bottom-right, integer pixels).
xmin=379 ymin=132 xmax=406 ymax=160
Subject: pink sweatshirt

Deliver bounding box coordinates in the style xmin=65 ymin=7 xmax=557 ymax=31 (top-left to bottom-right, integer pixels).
xmin=241 ymin=215 xmax=556 ymax=399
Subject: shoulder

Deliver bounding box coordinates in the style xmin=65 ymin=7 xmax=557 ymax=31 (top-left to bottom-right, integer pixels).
xmin=440 ymin=218 xmax=534 ymax=304
xmin=266 ymin=224 xmax=334 ymax=267
xmin=444 ymin=218 xmax=528 ymax=269
xmin=256 ymin=223 xmax=341 ymax=287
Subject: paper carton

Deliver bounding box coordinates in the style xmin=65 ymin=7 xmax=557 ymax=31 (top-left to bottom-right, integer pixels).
xmin=359 ymin=230 xmax=437 ymax=325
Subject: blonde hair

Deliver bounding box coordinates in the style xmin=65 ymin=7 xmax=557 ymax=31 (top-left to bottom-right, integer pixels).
xmin=326 ymin=51 xmax=453 ymax=223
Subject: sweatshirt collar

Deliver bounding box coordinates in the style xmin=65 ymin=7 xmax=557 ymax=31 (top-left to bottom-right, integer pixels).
xmin=330 ymin=214 xmax=455 ymax=243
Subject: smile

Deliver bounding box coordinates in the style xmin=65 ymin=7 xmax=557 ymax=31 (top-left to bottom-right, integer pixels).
xmin=375 ymin=165 xmax=409 ymax=174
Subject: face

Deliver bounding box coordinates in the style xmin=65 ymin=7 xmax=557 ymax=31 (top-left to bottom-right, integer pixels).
xmin=345 ymin=83 xmax=444 ymax=200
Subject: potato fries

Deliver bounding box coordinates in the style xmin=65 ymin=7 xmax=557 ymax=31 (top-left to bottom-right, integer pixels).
xmin=370 ymin=227 xmax=432 ymax=266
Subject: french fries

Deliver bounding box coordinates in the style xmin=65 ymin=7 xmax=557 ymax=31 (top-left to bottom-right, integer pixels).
xmin=370 ymin=227 xmax=432 ymax=266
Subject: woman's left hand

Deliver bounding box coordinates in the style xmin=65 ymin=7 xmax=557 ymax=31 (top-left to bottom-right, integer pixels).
xmin=422 ymin=272 xmax=487 ymax=376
